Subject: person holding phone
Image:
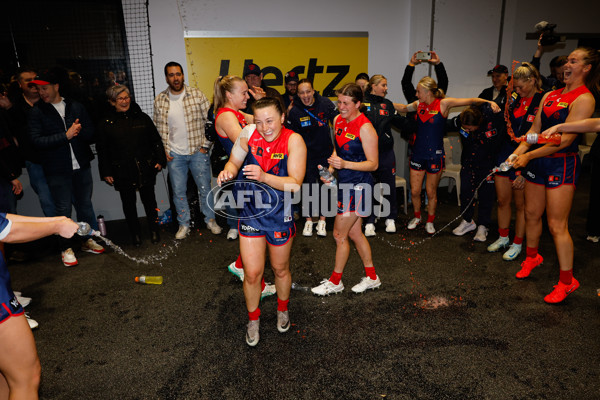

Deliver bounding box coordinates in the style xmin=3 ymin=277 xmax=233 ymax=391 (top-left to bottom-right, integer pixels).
xmin=396 ymin=77 xmax=501 ymax=234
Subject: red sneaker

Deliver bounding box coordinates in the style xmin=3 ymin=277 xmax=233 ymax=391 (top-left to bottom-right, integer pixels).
xmin=544 ymin=278 xmax=580 ymax=304
xmin=515 ymin=254 xmax=543 ymax=279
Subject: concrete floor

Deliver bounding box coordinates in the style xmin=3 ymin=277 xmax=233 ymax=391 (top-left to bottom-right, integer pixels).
xmin=7 ymin=169 xmax=599 ymax=399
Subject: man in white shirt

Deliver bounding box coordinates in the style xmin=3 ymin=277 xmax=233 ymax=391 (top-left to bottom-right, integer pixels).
xmin=153 ymin=62 xmax=221 ymax=239
xmin=28 ymin=69 xmax=104 ymax=266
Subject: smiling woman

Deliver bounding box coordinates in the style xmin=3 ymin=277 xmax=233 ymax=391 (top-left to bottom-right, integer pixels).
xmin=95 ymin=85 xmax=167 ymax=246
xmin=508 ymin=47 xmax=600 ymax=304
xmin=217 ymin=97 xmax=307 ymax=347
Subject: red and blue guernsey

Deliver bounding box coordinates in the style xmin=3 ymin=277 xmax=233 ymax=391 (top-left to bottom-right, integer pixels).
xmin=236 ymin=127 xmax=295 ymax=230
xmin=413 ymin=98 xmax=446 ymax=159
xmin=0 ymin=213 xmax=24 ymax=324
xmin=215 ymin=107 xmax=247 ymax=155
xmin=540 ymin=85 xmax=590 ymax=154
xmin=334 ymin=113 xmax=374 ymax=186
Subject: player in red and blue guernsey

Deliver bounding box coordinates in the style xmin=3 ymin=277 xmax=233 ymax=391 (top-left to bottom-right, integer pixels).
xmin=217 ymin=97 xmax=306 ymax=347
xmin=213 ymin=75 xmax=277 ymax=300
xmin=311 ymin=83 xmax=382 ymax=297
xmin=396 ymin=77 xmax=501 ymax=234
xmin=510 ymin=47 xmax=599 ymax=303
xmin=487 ymin=63 xmax=545 ymax=261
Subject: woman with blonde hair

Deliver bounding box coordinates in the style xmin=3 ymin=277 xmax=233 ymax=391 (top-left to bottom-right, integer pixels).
xmin=487 ymin=62 xmax=544 ymax=260
xmin=396 ymin=77 xmax=500 ymax=235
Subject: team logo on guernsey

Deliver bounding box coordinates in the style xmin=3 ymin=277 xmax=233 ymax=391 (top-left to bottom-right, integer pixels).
xmin=344 ymin=133 xmax=355 ymax=140
xmin=381 ymin=103 xmax=387 ymax=109
xmin=271 ymin=153 xmax=284 ymax=159
xmin=274 ymin=231 xmax=288 ymax=239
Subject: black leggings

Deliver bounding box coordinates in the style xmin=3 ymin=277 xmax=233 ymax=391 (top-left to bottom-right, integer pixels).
xmin=118 ymin=185 xmax=159 ymax=235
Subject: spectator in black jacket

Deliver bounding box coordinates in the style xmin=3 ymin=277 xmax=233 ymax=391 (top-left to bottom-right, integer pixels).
xmin=97 ymin=85 xmax=166 ymax=246
xmin=478 ymin=65 xmax=509 ymax=108
xmin=242 ymin=63 xmax=284 ymax=114
xmin=1 ymin=67 xmax=56 ymax=217
xmin=0 ymin=110 xmax=22 ymax=214
xmin=28 ymin=69 xmax=104 ymax=266
xmin=282 ymin=70 xmax=299 ymax=111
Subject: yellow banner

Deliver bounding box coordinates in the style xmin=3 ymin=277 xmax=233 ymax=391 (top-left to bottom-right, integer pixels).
xmin=184 ymin=36 xmax=368 ymax=101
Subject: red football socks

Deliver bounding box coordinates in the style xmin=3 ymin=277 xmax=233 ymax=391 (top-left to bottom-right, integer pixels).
xmin=248 ymin=308 xmax=261 ymax=321
xmin=559 ymin=269 xmax=573 ymax=285
xmin=414 ymin=211 xmax=421 ymax=219
xmin=526 ymin=247 xmax=538 ymax=258
xmin=277 ymin=298 xmax=289 ymax=312
xmin=427 ymin=214 xmax=435 ymax=223
xmin=364 ymin=266 xmax=377 ymax=280
xmin=513 ymin=236 xmax=523 ymax=245
xmin=235 ymin=254 xmax=242 ymax=269
xmin=498 ymin=228 xmax=509 ymax=238
xmin=329 ymin=271 xmax=343 ymax=285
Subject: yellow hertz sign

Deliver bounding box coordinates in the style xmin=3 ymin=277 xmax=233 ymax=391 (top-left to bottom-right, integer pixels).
xmin=184 ymin=33 xmax=368 ymax=100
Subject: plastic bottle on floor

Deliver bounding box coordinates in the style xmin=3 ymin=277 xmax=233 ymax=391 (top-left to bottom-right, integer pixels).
xmin=135 ymin=276 xmax=163 ymax=285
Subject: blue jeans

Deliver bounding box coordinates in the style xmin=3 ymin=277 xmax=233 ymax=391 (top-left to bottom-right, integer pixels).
xmin=168 ymin=151 xmax=215 ymax=226
xmin=46 ymin=166 xmax=98 ymax=250
xmin=26 ymin=161 xmax=55 ymax=217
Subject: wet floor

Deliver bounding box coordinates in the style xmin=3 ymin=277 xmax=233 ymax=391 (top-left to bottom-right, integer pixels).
xmin=8 ymin=170 xmax=599 ymax=399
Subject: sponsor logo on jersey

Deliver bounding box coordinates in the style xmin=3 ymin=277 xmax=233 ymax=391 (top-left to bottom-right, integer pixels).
xmin=485 ymin=129 xmax=496 ymax=138
xmin=344 ymin=133 xmax=356 ymax=140
xmin=558 ymin=102 xmax=569 ymax=108
xmin=241 ymin=224 xmax=260 ymax=232
xmin=379 ymin=109 xmax=388 ymax=116
xmin=526 ymin=171 xmax=535 ymax=179
xmin=428 ymin=110 xmax=438 ymax=115
xmin=271 ymin=153 xmax=284 ymax=159
xmin=527 ymin=114 xmax=535 ymax=122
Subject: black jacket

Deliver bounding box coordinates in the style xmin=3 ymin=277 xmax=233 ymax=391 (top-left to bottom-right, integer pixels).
xmin=286 ymin=92 xmax=337 ymax=161
xmin=96 ymin=103 xmax=166 ymax=191
xmin=0 ymin=110 xmax=22 ymax=182
xmin=401 ymin=62 xmax=449 ymax=103
xmin=478 ymin=85 xmax=508 ymax=110
xmin=7 ymin=95 xmax=41 ymax=163
xmin=457 ymin=103 xmax=505 ymax=169
xmin=363 ymin=93 xmax=407 ymax=152
xmin=28 ymin=98 xmax=95 ymax=176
